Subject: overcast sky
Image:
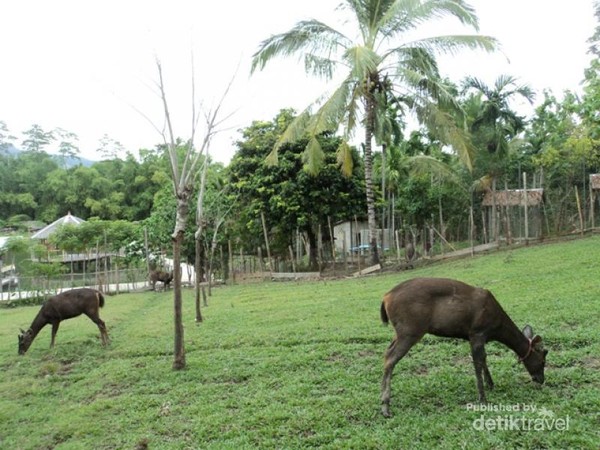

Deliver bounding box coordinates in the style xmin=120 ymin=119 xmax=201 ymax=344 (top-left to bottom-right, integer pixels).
xmin=0 ymin=0 xmax=596 ymax=164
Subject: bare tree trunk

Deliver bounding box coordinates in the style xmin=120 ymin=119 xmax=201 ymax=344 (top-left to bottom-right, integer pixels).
xmin=144 ymin=226 xmax=151 ymax=288
xmin=194 ymin=239 xmax=203 ymax=323
xmin=523 ymin=172 xmax=529 ymax=245
xmin=504 ymin=180 xmax=512 ymax=245
xmin=172 ymin=230 xmax=186 ymax=370
xmin=328 ymin=216 xmax=336 ymax=274
xmin=491 ymin=177 xmax=498 ymax=243
xmin=152 ymin=57 xmax=233 ymax=370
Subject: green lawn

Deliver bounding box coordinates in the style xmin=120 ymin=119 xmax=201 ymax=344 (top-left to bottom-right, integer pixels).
xmin=1 ymin=237 xmax=599 ymax=449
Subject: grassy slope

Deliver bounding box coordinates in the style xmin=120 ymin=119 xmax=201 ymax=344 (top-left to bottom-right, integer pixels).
xmin=1 ymin=237 xmax=599 ymax=449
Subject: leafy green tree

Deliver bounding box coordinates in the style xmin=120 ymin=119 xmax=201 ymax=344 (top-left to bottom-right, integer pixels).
xmin=581 ymin=3 xmax=600 ymax=140
xmin=251 ymin=0 xmax=496 ymax=264
xmin=21 ymin=124 xmax=54 ymax=153
xmin=97 ymin=134 xmax=125 ymax=160
xmin=374 ymin=130 xmax=467 ymax=240
xmin=13 ymin=150 xmax=59 ymax=219
xmin=0 ymin=120 xmax=16 ymax=153
xmin=228 ymin=110 xmax=366 ymax=269
xmin=54 ymin=128 xmax=80 ymax=168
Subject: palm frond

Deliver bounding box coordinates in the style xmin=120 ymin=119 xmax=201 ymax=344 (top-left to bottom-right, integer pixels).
xmin=336 ymin=139 xmax=354 ymax=177
xmin=344 ymin=46 xmax=382 ymax=80
xmin=403 ymin=34 xmax=498 ymax=57
xmin=472 ymin=174 xmax=493 ymax=192
xmin=251 ymin=20 xmax=350 ymax=74
xmin=380 ymin=0 xmax=481 ymax=37
xmin=265 ymin=147 xmax=279 ymax=167
xmin=412 ymin=0 xmax=481 ymax=30
xmin=304 ymin=53 xmax=338 ymax=79
xmin=415 ymin=103 xmax=474 ymax=171
xmin=407 ymin=154 xmax=465 ymax=189
xmin=273 ymin=109 xmax=313 ymax=153
xmin=307 ymin=80 xmax=356 ymax=136
xmin=302 ymin=136 xmax=325 ymax=175
xmin=389 ymin=46 xmax=440 ymax=78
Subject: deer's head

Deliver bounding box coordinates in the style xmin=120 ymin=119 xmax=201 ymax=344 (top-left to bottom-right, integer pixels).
xmin=18 ymin=328 xmax=33 ymax=355
xmin=520 ymin=325 xmax=548 ymax=384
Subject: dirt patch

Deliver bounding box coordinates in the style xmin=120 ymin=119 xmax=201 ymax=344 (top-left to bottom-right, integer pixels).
xmin=326 ymin=352 xmax=347 ymax=363
xmin=38 ymin=360 xmax=74 ymax=377
xmin=414 ymin=365 xmax=429 ymax=375
xmin=582 ymin=356 xmax=600 ymax=369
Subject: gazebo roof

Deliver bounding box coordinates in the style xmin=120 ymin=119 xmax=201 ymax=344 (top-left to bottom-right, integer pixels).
xmin=31 ymin=212 xmax=86 ymax=240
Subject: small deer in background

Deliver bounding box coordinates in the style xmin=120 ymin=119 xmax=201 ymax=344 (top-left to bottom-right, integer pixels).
xmin=149 ymin=270 xmax=173 ymax=291
xmin=380 ymin=277 xmax=547 ymax=417
xmin=18 ymin=288 xmax=109 ymax=355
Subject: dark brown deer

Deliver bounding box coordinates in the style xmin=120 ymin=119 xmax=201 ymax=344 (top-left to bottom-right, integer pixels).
xmin=149 ymin=270 xmax=173 ymax=291
xmin=380 ymin=277 xmax=547 ymax=417
xmin=18 ymin=288 xmax=109 ymax=355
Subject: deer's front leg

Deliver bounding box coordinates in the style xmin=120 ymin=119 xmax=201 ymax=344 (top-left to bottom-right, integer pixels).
xmin=50 ymin=321 xmax=60 ymax=348
xmin=469 ymin=336 xmax=488 ymax=403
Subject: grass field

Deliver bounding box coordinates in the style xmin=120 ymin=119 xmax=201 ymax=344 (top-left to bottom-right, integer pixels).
xmin=1 ymin=237 xmax=599 ymax=449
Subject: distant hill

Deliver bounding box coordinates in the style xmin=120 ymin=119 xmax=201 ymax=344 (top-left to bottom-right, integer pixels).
xmin=1 ymin=144 xmax=96 ymax=168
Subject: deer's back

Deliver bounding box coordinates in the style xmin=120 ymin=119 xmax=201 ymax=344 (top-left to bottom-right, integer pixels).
xmin=44 ymin=288 xmax=100 ymax=320
xmin=382 ymin=277 xmax=503 ymax=339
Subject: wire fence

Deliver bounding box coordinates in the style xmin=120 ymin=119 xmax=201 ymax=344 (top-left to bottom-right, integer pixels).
xmin=0 ymin=268 xmax=150 ymax=303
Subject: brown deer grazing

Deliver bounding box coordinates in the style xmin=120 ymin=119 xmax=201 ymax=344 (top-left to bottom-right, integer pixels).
xmin=149 ymin=270 xmax=173 ymax=291
xmin=380 ymin=277 xmax=547 ymax=417
xmin=18 ymin=288 xmax=109 ymax=355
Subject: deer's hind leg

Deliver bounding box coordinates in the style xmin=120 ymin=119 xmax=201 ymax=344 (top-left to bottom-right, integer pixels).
xmin=381 ymin=331 xmax=423 ymax=417
xmin=87 ymin=312 xmax=110 ymax=346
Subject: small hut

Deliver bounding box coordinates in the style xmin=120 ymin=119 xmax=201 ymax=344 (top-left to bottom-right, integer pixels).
xmin=333 ymin=220 xmax=393 ymax=255
xmin=30 ymin=212 xmax=106 ymax=271
xmin=482 ymin=189 xmax=544 ymax=242
xmin=31 ymin=212 xmax=85 ymax=241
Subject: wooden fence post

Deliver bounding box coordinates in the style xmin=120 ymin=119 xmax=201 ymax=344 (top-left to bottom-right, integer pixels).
xmin=523 ymin=172 xmax=529 ymax=245
xmin=260 ymin=211 xmax=272 ymax=272
xmin=575 ymin=185 xmax=584 ymax=236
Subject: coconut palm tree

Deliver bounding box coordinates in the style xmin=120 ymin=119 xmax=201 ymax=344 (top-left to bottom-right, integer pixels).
xmin=251 ymin=0 xmax=497 ymax=264
xmin=461 ymin=74 xmax=535 ymax=241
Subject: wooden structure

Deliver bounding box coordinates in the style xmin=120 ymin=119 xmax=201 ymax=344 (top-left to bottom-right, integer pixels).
xmin=482 ymin=188 xmax=544 ymax=242
xmin=590 ymin=174 xmax=600 ymax=229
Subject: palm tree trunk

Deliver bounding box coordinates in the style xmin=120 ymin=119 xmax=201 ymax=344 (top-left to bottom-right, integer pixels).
xmin=364 ymin=96 xmax=380 ymax=266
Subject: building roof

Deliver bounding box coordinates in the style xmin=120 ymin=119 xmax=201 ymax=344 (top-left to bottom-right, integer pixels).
xmin=31 ymin=212 xmax=86 ymax=240
xmin=482 ymin=189 xmax=544 ymax=207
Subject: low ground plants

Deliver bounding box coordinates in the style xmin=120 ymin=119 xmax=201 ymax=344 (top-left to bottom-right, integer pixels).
xmin=1 ymin=237 xmax=598 ymax=449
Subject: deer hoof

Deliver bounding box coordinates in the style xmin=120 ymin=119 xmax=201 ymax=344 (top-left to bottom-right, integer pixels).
xmin=381 ymin=405 xmax=392 ymax=418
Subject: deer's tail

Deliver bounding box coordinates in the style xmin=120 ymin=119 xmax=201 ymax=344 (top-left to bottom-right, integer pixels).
xmin=380 ymin=301 xmax=389 ymax=325
xmin=97 ymin=291 xmax=105 ymax=308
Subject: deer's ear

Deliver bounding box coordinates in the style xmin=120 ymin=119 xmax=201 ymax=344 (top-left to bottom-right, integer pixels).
xmin=532 ymin=335 xmax=543 ymax=349
xmin=522 ymin=325 xmax=534 ymax=339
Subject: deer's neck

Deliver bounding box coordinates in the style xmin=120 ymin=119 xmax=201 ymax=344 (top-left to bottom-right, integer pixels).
xmin=28 ymin=310 xmax=49 ymax=338
xmin=494 ymin=315 xmax=530 ymax=359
